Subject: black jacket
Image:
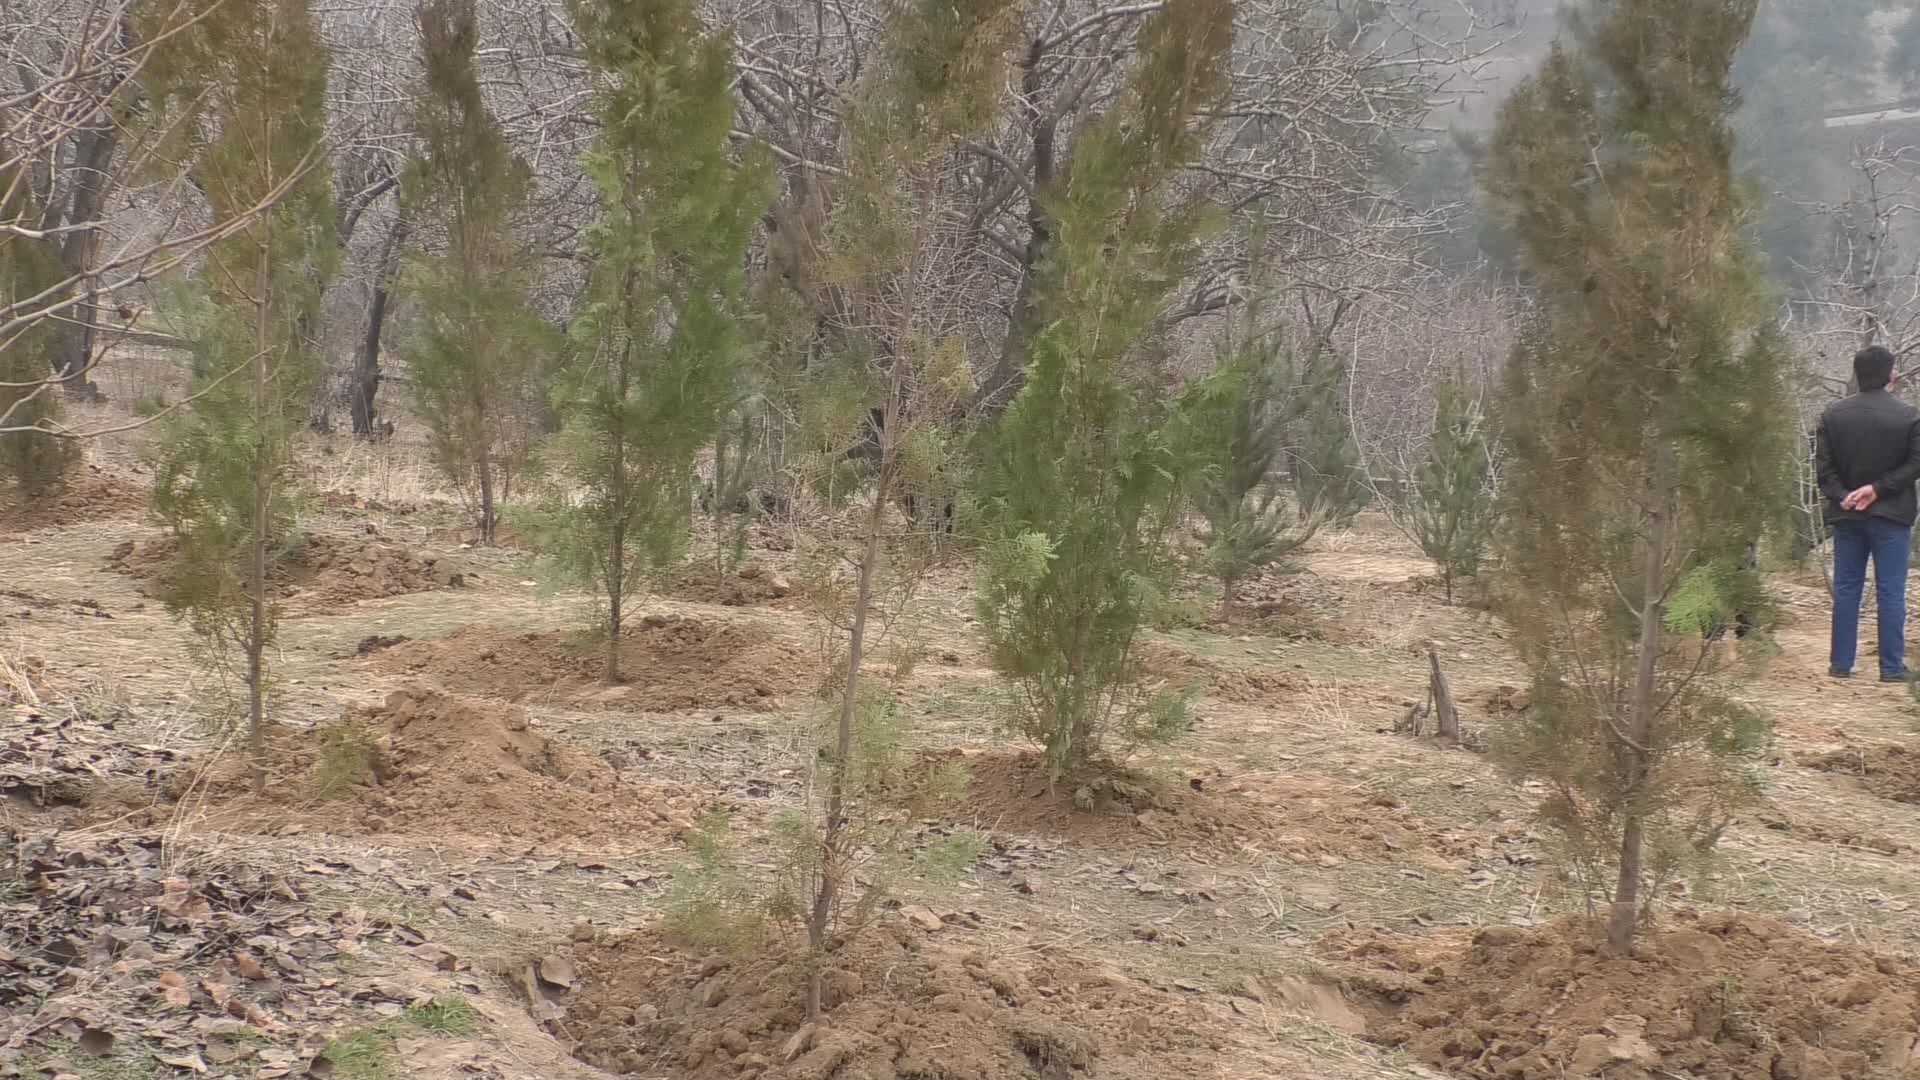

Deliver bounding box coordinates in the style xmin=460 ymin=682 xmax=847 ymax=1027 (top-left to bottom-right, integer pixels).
xmin=1816 ymin=388 xmax=1920 ymax=527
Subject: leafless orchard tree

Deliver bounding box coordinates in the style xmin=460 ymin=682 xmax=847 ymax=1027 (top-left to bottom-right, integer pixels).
xmin=713 ymin=0 xmax=1491 ymax=414
xmin=1789 ymin=137 xmax=1920 ymax=387
xmin=2 ymin=0 xmax=334 ymax=436
xmin=9 ymin=0 xmax=1497 ymax=454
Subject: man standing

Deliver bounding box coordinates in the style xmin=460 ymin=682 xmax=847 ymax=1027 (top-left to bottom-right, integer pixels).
xmin=1817 ymin=345 xmax=1920 ymax=681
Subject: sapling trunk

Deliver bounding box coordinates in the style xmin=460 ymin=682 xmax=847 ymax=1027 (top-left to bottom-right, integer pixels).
xmin=604 ymin=338 xmax=631 ymax=685
xmin=806 ymin=403 xmax=894 ymax=1022
xmin=712 ymin=423 xmax=729 ymax=583
xmin=477 ymin=448 xmax=496 ymax=546
xmin=1610 ymin=458 xmax=1669 ymax=955
xmin=248 ymin=224 xmax=271 ymax=795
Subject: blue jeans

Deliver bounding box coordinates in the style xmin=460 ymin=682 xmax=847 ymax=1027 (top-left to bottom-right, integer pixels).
xmin=1831 ymin=517 xmax=1911 ymax=677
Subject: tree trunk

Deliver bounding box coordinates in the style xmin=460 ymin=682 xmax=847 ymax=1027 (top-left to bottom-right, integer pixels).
xmin=248 ymin=230 xmax=273 ymax=795
xmin=712 ymin=418 xmax=730 ymax=582
xmin=477 ymin=451 xmax=496 ymax=546
xmin=605 ymin=341 xmax=630 ymax=685
xmin=1218 ymin=575 xmax=1237 ymax=623
xmin=350 ymin=213 xmax=408 ymax=437
xmin=51 ymin=95 xmax=121 ymax=401
xmin=806 ymin=423 xmax=891 ymax=1022
xmin=971 ymin=36 xmax=1055 ymax=417
xmin=1610 ymin=457 xmax=1670 ymax=955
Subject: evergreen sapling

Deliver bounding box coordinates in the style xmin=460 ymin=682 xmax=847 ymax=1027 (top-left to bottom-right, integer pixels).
xmin=1485 ymin=0 xmax=1794 ymax=954
xmin=1411 ymin=377 xmax=1497 ymax=602
xmin=402 ymin=0 xmax=551 ymax=546
xmin=524 ymin=0 xmax=772 ymax=683
xmin=142 ymin=0 xmax=336 ymax=789
xmin=979 ymin=0 xmax=1232 ymax=783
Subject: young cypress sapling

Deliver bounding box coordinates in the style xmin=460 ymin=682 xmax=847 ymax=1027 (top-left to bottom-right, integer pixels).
xmin=1485 ymin=0 xmax=1794 ymax=954
xmin=402 ymin=0 xmax=551 ymax=546
xmin=978 ymin=0 xmax=1231 ymax=783
xmin=1411 ymin=376 xmax=1497 ymax=603
xmin=525 ymin=0 xmax=772 ymax=683
xmin=142 ymin=0 xmax=336 ymax=789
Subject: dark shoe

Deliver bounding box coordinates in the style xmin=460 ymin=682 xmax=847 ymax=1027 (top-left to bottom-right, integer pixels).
xmin=1882 ymin=670 xmax=1913 ymax=684
xmin=1830 ymin=667 xmax=1853 ymax=678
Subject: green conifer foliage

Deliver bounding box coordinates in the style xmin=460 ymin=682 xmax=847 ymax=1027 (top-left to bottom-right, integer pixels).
xmin=1485 ymin=0 xmax=1794 ymax=953
xmin=1289 ymin=346 xmax=1370 ymax=530
xmin=0 ymin=176 xmax=75 ymax=493
xmin=402 ymin=0 xmax=550 ymax=545
xmin=1175 ymin=280 xmax=1331 ymax=619
xmin=978 ymin=0 xmax=1230 ymax=782
xmin=141 ymin=0 xmax=336 ymax=788
xmin=524 ymin=0 xmax=772 ymax=683
xmin=1411 ymin=377 xmax=1496 ymax=603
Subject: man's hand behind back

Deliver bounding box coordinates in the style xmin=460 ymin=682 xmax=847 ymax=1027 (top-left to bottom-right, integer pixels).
xmin=1844 ymin=484 xmax=1880 ymax=512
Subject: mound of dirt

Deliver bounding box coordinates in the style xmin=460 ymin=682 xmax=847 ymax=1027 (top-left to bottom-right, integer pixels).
xmin=1753 ymin=806 xmax=1906 ymax=856
xmin=1801 ymin=743 xmax=1920 ymax=805
xmin=106 ymin=532 xmax=470 ymax=605
xmin=1137 ymin=642 xmax=1308 ymax=706
xmin=1331 ymin=912 xmax=1920 ymax=1080
xmin=370 ymin=617 xmax=812 ymax=712
xmin=0 ymin=466 xmax=147 ymax=534
xmin=173 ymin=687 xmax=707 ymax=848
xmin=666 ymin=564 xmax=797 ymax=607
xmin=564 ymin=919 xmax=1225 ymax=1079
xmin=916 ymin=750 xmax=1447 ymax=865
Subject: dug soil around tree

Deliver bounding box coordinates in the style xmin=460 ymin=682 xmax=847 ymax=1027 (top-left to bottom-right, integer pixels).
xmin=913 ymin=749 xmax=1463 ymax=865
xmin=663 ymin=563 xmax=799 ymax=608
xmin=561 ymin=918 xmax=1229 ymax=1079
xmin=0 ymin=465 xmax=148 ymax=535
xmin=106 ymin=531 xmax=472 ymax=606
xmin=367 ymin=616 xmax=813 ymax=712
xmin=1330 ymin=911 xmax=1920 ymax=1080
xmin=163 ymin=687 xmax=710 ymax=850
xmin=1801 ymin=743 xmax=1920 ymax=805
xmin=1136 ymin=641 xmax=1312 ymax=706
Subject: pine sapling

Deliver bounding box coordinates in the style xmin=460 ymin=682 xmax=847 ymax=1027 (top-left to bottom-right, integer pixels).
xmin=402 ymin=0 xmax=551 ymax=546
xmin=775 ymin=0 xmax=1015 ymax=1021
xmin=1289 ymin=342 xmax=1370 ymax=530
xmin=1176 ymin=258 xmax=1346 ymax=620
xmin=1411 ymin=376 xmax=1497 ymax=603
xmin=523 ymin=0 xmax=770 ymax=684
xmin=141 ymin=0 xmax=335 ymax=789
xmin=0 ymin=180 xmax=75 ymax=491
xmin=979 ymin=0 xmax=1231 ymax=783
xmin=1486 ymin=0 xmax=1793 ymax=954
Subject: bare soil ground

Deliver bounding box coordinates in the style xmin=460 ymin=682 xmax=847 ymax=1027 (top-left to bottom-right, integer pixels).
xmin=365 ymin=617 xmax=814 ymax=712
xmin=5 ymin=451 xmax=1919 ymax=1080
xmin=0 ymin=464 xmax=149 ymax=538
xmin=1330 ymin=912 xmax=1920 ymax=1079
xmin=107 ymin=530 xmax=475 ymax=607
xmin=155 ymin=687 xmax=716 ymax=852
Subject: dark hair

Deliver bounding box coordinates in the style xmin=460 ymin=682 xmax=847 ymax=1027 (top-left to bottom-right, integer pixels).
xmin=1856 ymin=345 xmax=1897 ymax=392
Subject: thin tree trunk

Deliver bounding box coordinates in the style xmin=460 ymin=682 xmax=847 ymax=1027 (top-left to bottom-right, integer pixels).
xmin=248 ymin=226 xmax=273 ymax=796
xmin=1610 ymin=457 xmax=1669 ymax=955
xmin=606 ymin=341 xmax=630 ymax=685
xmin=806 ymin=423 xmax=891 ymax=1022
xmin=712 ymin=419 xmax=730 ymax=582
xmin=53 ymin=107 xmax=120 ymax=401
xmin=1218 ymin=575 xmax=1236 ymax=623
xmin=350 ymin=213 xmax=408 ymax=437
xmin=972 ymin=36 xmax=1054 ymax=417
xmin=477 ymin=449 xmax=496 ymax=546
